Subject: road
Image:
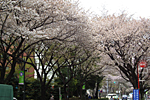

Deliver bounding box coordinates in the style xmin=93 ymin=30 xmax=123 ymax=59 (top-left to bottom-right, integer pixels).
xmin=119 ymin=98 xmax=150 ymax=100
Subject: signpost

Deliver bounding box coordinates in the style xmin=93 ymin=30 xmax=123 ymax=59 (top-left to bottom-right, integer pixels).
xmin=139 ymin=61 xmax=147 ymax=68
xmin=100 ymin=90 xmax=103 ymax=93
xmin=137 ymin=60 xmax=147 ymax=95
xmin=19 ymin=71 xmax=24 ymax=85
xmin=133 ymin=89 xmax=139 ymax=100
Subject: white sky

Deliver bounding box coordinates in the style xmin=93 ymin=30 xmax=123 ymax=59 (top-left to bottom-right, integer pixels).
xmin=78 ymin=0 xmax=150 ymax=18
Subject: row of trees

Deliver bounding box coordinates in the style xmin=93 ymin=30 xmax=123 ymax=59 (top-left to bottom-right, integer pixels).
xmin=0 ymin=0 xmax=103 ymax=100
xmin=92 ymin=14 xmax=150 ymax=98
xmin=0 ymin=0 xmax=150 ymax=100
xmin=8 ymin=70 xmax=103 ymax=100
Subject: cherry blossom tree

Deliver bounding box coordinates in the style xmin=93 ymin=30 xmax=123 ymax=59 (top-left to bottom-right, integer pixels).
xmin=0 ymin=0 xmax=92 ymax=84
xmin=23 ymin=40 xmax=92 ymax=99
xmin=92 ymin=13 xmax=150 ymax=99
xmin=0 ymin=0 xmax=98 ymax=100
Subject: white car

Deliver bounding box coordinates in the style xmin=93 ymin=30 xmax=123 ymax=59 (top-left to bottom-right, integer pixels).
xmin=106 ymin=93 xmax=119 ymax=100
xmin=127 ymin=96 xmax=132 ymax=100
xmin=122 ymin=95 xmax=127 ymax=100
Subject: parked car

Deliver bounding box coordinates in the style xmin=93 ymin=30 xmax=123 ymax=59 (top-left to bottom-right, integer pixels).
xmin=106 ymin=93 xmax=119 ymax=100
xmin=13 ymin=97 xmax=17 ymax=100
xmin=122 ymin=95 xmax=127 ymax=100
xmin=127 ymin=96 xmax=132 ymax=100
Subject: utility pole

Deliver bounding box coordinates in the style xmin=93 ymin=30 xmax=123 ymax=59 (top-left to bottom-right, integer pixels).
xmin=59 ymin=87 xmax=62 ymax=100
xmin=23 ymin=59 xmax=26 ymax=100
xmin=107 ymin=77 xmax=109 ymax=96
xmin=119 ymin=83 xmax=121 ymax=99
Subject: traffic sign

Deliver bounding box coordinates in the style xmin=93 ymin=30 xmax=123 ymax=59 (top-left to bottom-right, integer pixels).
xmin=19 ymin=71 xmax=24 ymax=85
xmin=139 ymin=61 xmax=147 ymax=68
xmin=133 ymin=89 xmax=139 ymax=100
xmin=100 ymin=90 xmax=103 ymax=93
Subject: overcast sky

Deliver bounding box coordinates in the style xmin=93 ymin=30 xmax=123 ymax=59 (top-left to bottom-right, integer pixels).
xmin=78 ymin=0 xmax=150 ymax=18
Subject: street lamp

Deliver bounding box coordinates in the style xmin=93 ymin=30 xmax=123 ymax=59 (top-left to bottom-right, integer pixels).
xmin=18 ymin=58 xmax=26 ymax=100
xmin=23 ymin=61 xmax=25 ymax=100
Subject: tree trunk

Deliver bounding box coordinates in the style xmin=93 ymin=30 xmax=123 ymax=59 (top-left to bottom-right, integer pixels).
xmin=5 ymin=58 xmax=16 ymax=84
xmin=80 ymin=82 xmax=83 ymax=99
xmin=95 ymin=82 xmax=100 ymax=99
xmin=0 ymin=53 xmax=7 ymax=84
xmin=64 ymin=85 xmax=68 ymax=100
xmin=140 ymin=88 xmax=145 ymax=100
xmin=41 ymin=83 xmax=46 ymax=100
xmin=0 ymin=67 xmax=5 ymax=84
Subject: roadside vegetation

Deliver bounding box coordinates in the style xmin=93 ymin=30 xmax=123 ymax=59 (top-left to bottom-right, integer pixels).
xmin=0 ymin=0 xmax=150 ymax=100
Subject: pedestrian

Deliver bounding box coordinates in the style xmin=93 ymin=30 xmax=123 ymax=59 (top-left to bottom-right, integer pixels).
xmin=109 ymin=96 xmax=113 ymax=100
xmin=50 ymin=95 xmax=54 ymax=100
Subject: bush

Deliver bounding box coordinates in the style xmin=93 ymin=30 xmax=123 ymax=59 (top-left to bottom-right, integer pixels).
xmin=99 ymin=98 xmax=109 ymax=100
xmin=65 ymin=97 xmax=108 ymax=100
xmin=90 ymin=98 xmax=108 ymax=100
xmin=69 ymin=97 xmax=80 ymax=100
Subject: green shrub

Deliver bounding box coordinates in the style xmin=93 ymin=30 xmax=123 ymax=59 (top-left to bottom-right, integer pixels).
xmin=99 ymin=98 xmax=109 ymax=100
xmin=64 ymin=97 xmax=109 ymax=100
xmin=69 ymin=97 xmax=80 ymax=100
xmin=90 ymin=98 xmax=108 ymax=100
